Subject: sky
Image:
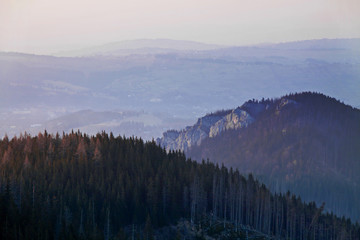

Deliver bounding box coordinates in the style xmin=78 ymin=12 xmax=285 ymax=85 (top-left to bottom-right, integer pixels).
xmin=0 ymin=0 xmax=359 ymax=54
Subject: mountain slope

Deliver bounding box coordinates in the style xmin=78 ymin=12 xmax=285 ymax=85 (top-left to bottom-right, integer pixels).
xmin=1 ymin=132 xmax=359 ymax=239
xmin=159 ymin=92 xmax=360 ymax=222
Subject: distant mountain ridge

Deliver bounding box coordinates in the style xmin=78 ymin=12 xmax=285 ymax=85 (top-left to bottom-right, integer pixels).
xmin=54 ymin=38 xmax=224 ymax=57
xmin=158 ymin=92 xmax=360 ymax=222
xmin=263 ymin=38 xmax=360 ymax=50
xmin=53 ymin=38 xmax=360 ymax=57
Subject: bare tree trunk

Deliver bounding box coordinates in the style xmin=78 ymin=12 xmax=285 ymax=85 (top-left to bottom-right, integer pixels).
xmin=190 ymin=177 xmax=199 ymax=225
xmin=224 ymin=189 xmax=227 ymax=228
xmin=212 ymin=174 xmax=218 ymax=223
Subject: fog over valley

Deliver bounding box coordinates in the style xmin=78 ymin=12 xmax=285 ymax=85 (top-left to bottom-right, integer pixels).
xmin=1 ymin=38 xmax=359 ymax=139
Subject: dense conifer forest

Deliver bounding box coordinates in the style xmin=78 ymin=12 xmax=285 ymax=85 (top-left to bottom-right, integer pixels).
xmin=0 ymin=131 xmax=359 ymax=239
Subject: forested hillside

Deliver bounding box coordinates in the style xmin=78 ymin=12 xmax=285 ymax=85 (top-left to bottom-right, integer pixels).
xmin=0 ymin=131 xmax=359 ymax=239
xmin=187 ymin=92 xmax=360 ymax=222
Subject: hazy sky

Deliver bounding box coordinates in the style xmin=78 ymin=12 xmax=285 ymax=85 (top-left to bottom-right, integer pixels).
xmin=1 ymin=0 xmax=359 ymax=54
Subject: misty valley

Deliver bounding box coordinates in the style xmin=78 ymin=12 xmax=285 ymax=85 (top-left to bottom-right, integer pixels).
xmin=1 ymin=39 xmax=360 ymax=240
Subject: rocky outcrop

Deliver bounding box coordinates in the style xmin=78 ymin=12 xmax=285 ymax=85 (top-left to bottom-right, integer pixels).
xmin=157 ymin=113 xmax=225 ymax=152
xmin=157 ymin=106 xmax=257 ymax=152
xmin=157 ymin=97 xmax=298 ymax=152
xmin=209 ymin=108 xmax=254 ymax=137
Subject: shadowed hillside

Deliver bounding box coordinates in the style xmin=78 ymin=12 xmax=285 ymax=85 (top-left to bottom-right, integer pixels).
xmin=185 ymin=92 xmax=360 ymax=222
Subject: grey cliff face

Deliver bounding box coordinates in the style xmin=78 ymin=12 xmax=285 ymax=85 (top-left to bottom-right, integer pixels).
xmin=157 ymin=114 xmax=224 ymax=152
xmin=157 ymin=104 xmax=261 ymax=152
xmin=209 ymin=108 xmax=254 ymax=138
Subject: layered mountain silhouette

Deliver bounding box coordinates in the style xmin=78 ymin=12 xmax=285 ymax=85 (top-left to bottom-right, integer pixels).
xmin=158 ymin=92 xmax=360 ymax=222
xmin=1 ymin=39 xmax=360 ymax=140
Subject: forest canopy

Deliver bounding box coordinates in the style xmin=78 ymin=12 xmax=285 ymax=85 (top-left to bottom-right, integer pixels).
xmin=0 ymin=131 xmax=359 ymax=239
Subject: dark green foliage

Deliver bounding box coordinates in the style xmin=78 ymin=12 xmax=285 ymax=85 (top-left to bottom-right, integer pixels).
xmin=188 ymin=92 xmax=360 ymax=222
xmin=0 ymin=130 xmax=359 ymax=239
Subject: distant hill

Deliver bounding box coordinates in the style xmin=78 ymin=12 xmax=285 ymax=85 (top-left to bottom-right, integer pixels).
xmin=158 ymin=92 xmax=360 ymax=222
xmin=54 ymin=38 xmax=224 ymax=57
xmin=54 ymin=38 xmax=360 ymax=57
xmin=264 ymin=38 xmax=360 ymax=50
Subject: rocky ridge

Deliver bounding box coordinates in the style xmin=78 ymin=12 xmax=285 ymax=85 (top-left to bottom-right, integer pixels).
xmin=156 ymin=99 xmax=290 ymax=152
